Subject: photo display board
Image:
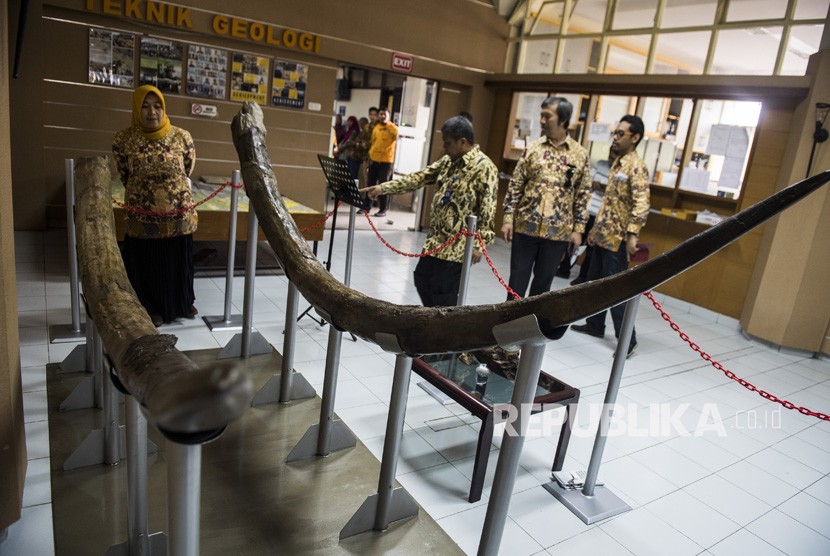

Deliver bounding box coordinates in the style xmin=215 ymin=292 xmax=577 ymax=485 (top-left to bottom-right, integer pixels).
xmin=88 ymin=28 xmax=134 ymax=88
xmin=139 ymin=37 xmax=183 ymax=94
xmin=230 ymin=53 xmax=270 ymax=104
xmin=186 ymin=45 xmax=228 ymax=100
xmin=271 ymin=59 xmax=308 ymax=109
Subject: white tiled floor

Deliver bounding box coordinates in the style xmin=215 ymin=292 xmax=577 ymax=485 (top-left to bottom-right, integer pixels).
xmin=4 ymin=223 xmax=830 ymax=556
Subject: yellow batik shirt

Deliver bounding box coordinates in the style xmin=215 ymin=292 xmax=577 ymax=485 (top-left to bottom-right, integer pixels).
xmin=503 ymin=135 xmax=592 ymax=241
xmin=588 ymin=150 xmax=650 ymax=251
xmin=113 ymin=126 xmax=197 ymax=239
xmin=381 ymin=145 xmax=498 ymax=263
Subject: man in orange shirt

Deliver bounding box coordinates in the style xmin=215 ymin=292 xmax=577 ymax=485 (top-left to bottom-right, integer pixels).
xmin=366 ymin=106 xmax=398 ymax=217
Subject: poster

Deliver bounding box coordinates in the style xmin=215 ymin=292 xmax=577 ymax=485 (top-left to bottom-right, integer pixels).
xmin=139 ymin=37 xmax=183 ymax=95
xmin=186 ymin=45 xmax=227 ymax=100
xmin=271 ymin=59 xmax=308 ymax=109
xmin=230 ymin=53 xmax=269 ymax=104
xmin=88 ymin=28 xmax=134 ymax=88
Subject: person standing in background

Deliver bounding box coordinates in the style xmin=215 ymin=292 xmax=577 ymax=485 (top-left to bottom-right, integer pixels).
xmin=113 ymin=85 xmax=198 ymax=327
xmin=366 ymin=106 xmax=398 ymax=217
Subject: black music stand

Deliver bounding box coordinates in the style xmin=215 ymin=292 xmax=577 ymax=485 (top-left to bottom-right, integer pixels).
xmin=296 ymin=156 xmax=369 ymax=330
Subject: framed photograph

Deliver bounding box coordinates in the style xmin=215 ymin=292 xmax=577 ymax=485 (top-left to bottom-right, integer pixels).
xmin=271 ymin=59 xmax=308 ymax=110
xmin=230 ymin=53 xmax=270 ymax=105
xmin=88 ymin=28 xmax=134 ymax=88
xmin=139 ymin=37 xmax=183 ymax=95
xmin=186 ymin=45 xmax=228 ymax=100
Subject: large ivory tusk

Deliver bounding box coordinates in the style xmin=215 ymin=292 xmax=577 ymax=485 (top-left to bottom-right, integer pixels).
xmin=232 ymin=101 xmax=830 ymax=355
xmin=74 ymin=156 xmax=252 ymax=434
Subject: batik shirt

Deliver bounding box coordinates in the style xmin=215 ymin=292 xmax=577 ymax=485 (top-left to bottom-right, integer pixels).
xmin=112 ymin=126 xmax=197 ymax=239
xmin=588 ymin=151 xmax=650 ymax=251
xmin=381 ymin=145 xmax=498 ymax=263
xmin=503 ymin=135 xmax=592 ymax=241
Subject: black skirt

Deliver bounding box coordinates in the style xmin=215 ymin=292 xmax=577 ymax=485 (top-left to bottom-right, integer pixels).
xmin=122 ymin=234 xmax=195 ymax=324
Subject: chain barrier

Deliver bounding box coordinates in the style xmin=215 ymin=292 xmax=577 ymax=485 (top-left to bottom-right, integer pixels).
xmin=644 ymin=291 xmax=829 ymax=421
xmin=112 ymin=180 xmax=244 ymax=216
xmin=299 ymin=200 xmax=342 ymax=233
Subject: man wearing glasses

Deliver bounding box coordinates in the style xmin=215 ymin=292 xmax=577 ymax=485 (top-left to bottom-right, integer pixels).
xmin=572 ymin=115 xmax=651 ymax=357
xmin=502 ymin=96 xmax=592 ymax=300
xmin=360 ymin=116 xmax=498 ymax=307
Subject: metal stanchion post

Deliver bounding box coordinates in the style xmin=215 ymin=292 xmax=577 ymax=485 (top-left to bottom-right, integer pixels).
xmin=478 ymin=315 xmax=548 ymax=556
xmin=167 ymin=442 xmax=202 ymax=556
xmin=542 ymin=297 xmax=639 ymax=524
xmin=51 ymin=159 xmax=88 ymax=346
xmin=203 ymin=171 xmax=243 ymax=331
xmin=286 ymin=204 xmax=359 ymax=460
xmin=340 ymin=353 xmax=419 ymax=538
xmin=218 ymin=208 xmax=272 ymax=359
xmin=59 ymin=319 xmax=98 ymax=409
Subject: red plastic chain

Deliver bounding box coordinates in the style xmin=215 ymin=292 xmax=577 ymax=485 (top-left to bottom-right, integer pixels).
xmin=299 ymin=201 xmax=342 ymax=233
xmin=364 ymin=214 xmax=466 ymax=258
xmin=112 ymin=181 xmax=243 ymax=216
xmin=473 ymin=232 xmax=521 ymax=300
xmin=644 ymin=291 xmax=829 ymax=421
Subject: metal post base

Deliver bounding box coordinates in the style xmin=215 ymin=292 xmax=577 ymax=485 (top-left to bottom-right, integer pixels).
xmin=543 ymin=481 xmax=631 ymax=525
xmin=57 ymin=343 xmax=87 ymax=373
xmin=105 ymin=531 xmax=168 ymax=556
xmin=251 ymin=372 xmax=316 ymax=406
xmin=59 ymin=375 xmax=94 ymax=411
xmin=217 ymin=331 xmax=273 ymax=359
xmin=201 ymin=314 xmax=243 ymax=331
xmin=340 ymin=488 xmax=419 ymax=539
xmin=63 ymin=427 xmax=157 ymax=471
xmin=49 ymin=322 xmax=86 ymax=344
xmin=286 ymin=421 xmax=356 ymax=462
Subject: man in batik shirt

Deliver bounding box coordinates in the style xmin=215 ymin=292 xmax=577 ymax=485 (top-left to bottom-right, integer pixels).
xmin=361 ymin=116 xmax=498 ymax=307
xmin=572 ymin=114 xmax=650 ymax=357
xmin=502 ymin=96 xmax=592 ymax=300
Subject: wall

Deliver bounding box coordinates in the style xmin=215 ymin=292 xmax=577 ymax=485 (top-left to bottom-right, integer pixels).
xmin=1 ymin=0 xmax=27 ymax=531
xmin=9 ymin=0 xmax=509 ymax=229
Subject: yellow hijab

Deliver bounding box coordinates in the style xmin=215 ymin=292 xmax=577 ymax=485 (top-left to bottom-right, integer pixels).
xmin=131 ymin=85 xmax=172 ymax=140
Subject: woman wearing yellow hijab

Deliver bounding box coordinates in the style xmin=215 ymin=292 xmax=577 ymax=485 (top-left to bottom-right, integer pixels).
xmin=113 ymin=85 xmax=198 ymax=326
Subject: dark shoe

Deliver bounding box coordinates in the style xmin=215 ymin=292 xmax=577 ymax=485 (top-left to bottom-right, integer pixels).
xmin=571 ymin=324 xmax=604 ymax=339
xmin=570 ymin=277 xmax=585 ymax=286
xmin=372 ymin=211 xmax=387 ymax=217
xmin=150 ymin=313 xmax=164 ymax=327
xmin=186 ymin=305 xmax=198 ymax=318
xmin=626 ymin=341 xmax=638 ymax=358
xmin=556 ymin=269 xmax=571 ymax=279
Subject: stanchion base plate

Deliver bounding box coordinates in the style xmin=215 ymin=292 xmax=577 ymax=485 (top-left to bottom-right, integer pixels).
xmin=286 ymin=420 xmax=356 ymax=462
xmin=202 ymin=314 xmax=243 ymax=331
xmin=543 ymin=481 xmax=631 ymax=525
xmin=340 ymin=488 xmax=419 ymax=539
xmin=57 ymin=344 xmax=87 ymax=374
xmin=59 ymin=375 xmax=94 ymax=411
xmin=49 ymin=323 xmax=86 ymax=344
xmin=105 ymin=531 xmax=168 ymax=555
xmin=63 ymin=426 xmax=127 ymax=471
xmin=251 ymin=372 xmax=316 ymax=406
xmin=217 ymin=331 xmax=273 ymax=359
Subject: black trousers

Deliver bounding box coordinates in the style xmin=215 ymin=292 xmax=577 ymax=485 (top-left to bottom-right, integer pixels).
xmin=584 ymin=241 xmax=635 ymax=343
xmin=507 ymin=233 xmax=569 ymax=300
xmin=414 ymin=256 xmax=462 ymax=307
xmin=367 ymin=161 xmax=393 ymax=212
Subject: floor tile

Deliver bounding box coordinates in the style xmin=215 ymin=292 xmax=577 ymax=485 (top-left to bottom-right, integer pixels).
xmin=777 ymin=491 xmax=830 ymax=539
xmin=599 ymin=507 xmax=703 ymax=556
xmin=21 ymin=457 xmax=52 ymax=508
xmin=507 ymin=487 xmax=593 ymax=547
xmin=437 ymin=504 xmax=542 ymax=556
xmin=744 ymin=447 xmax=824 ymax=489
xmin=0 ymin=503 xmax=54 ymax=556
xmin=645 ymin=489 xmax=739 ymax=548
xmin=746 ymin=509 xmax=830 ymax=556
xmin=708 ymin=529 xmax=785 ymax=556
xmin=362 ymin=429 xmax=448 ymax=475
xmin=684 ymin=474 xmax=771 ymax=526
xmin=397 ymin=462 xmax=488 ymax=520
xmin=549 ymin=527 xmax=634 ymax=555
xmin=630 ymin=443 xmax=711 ymax=487
xmin=717 ymin=461 xmax=799 ymax=507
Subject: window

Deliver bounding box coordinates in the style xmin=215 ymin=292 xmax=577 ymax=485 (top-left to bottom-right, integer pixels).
xmin=780 ymin=25 xmax=823 ymax=76
xmin=710 ymin=28 xmax=782 ymax=75
xmin=639 ymin=97 xmax=693 ymax=187
xmin=588 ymin=95 xmax=637 ymax=164
xmin=652 ymin=32 xmax=710 ymax=74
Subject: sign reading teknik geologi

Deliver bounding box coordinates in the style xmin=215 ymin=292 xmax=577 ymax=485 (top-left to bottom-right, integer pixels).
xmin=84 ymin=2 xmax=321 ymax=54
xmin=88 ymin=27 xmax=135 ymax=88
xmin=271 ymin=60 xmax=307 ymax=110
xmin=230 ymin=53 xmax=269 ymax=105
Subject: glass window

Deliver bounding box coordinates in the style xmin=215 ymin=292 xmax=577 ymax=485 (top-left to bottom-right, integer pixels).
xmin=662 ymin=0 xmax=717 ymax=28
xmin=505 ymin=92 xmax=549 ymax=159
xmin=560 ymin=38 xmax=598 ymax=73
xmin=571 ymin=0 xmax=606 ymax=33
xmin=555 ymin=92 xmax=590 ymax=142
xmin=605 ymin=36 xmax=650 ymax=74
xmin=589 ymin=95 xmax=637 ymax=164
xmin=652 ymin=31 xmax=710 ymax=74
xmin=639 ymin=97 xmax=693 ymax=186
xmin=613 ymin=0 xmax=658 ymax=30
xmin=681 ymin=100 xmax=760 ymax=198
xmin=795 ymin=0 xmax=829 ymax=19
xmin=780 ymin=25 xmax=823 ymax=76
xmin=726 ymin=0 xmax=787 ymax=22
xmin=529 ymin=1 xmax=563 ymax=35
xmin=520 ymin=38 xmax=558 ymax=73
xmin=710 ymin=28 xmax=782 ymax=75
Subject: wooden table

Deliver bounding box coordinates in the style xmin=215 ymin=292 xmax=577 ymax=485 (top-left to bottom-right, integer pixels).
xmin=111 ymin=180 xmax=324 ymax=242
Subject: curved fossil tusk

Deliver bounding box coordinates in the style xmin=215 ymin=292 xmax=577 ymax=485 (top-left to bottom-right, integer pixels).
xmin=74 ymin=156 xmax=252 ymax=434
xmin=232 ymin=102 xmax=830 ymax=355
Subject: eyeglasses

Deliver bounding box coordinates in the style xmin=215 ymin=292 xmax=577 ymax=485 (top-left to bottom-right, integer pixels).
xmin=611 ymin=130 xmax=632 ymax=139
